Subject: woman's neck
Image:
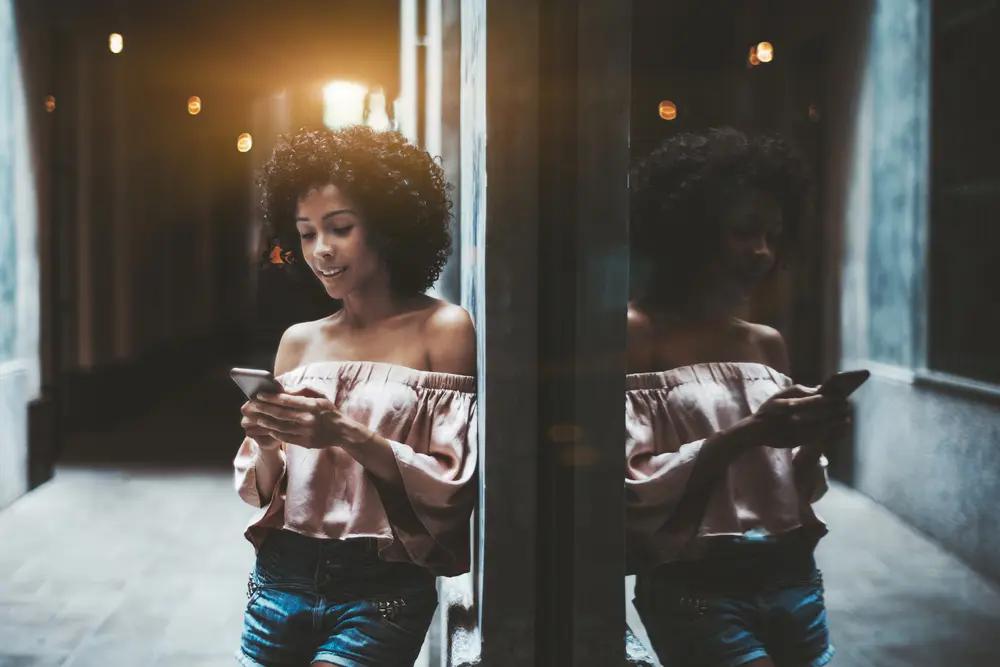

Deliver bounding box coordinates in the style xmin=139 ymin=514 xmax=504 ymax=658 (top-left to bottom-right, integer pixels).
xmin=641 ymin=288 xmax=745 ymax=327
xmin=339 ymin=277 xmax=410 ymax=328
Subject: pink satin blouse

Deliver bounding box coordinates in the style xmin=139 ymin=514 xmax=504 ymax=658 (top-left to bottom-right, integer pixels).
xmin=234 ymin=361 xmax=477 ymax=577
xmin=626 ymin=362 xmax=829 ymax=573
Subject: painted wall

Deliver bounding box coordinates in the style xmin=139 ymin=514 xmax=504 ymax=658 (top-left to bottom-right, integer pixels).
xmin=829 ymin=0 xmax=1000 ymax=582
xmin=0 ymin=0 xmax=41 ymax=509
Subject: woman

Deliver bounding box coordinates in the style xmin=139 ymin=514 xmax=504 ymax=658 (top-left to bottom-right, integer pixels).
xmin=234 ymin=126 xmax=477 ymax=667
xmin=626 ymin=128 xmax=849 ymax=667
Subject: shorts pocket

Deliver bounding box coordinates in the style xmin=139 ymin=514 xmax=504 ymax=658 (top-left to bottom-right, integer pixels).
xmin=246 ymin=572 xmax=261 ymax=609
xmin=368 ymin=588 xmax=438 ymax=637
xmin=634 ymin=578 xmax=714 ymax=623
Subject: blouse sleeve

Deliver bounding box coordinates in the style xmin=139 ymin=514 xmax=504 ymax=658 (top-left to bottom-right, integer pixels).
xmin=625 ymin=383 xmax=731 ymax=553
xmin=379 ymin=392 xmax=478 ymax=577
xmin=625 ymin=418 xmax=707 ymax=534
xmin=233 ymin=437 xmax=287 ymax=508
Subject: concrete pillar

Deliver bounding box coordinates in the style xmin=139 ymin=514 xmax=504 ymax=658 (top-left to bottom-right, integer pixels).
xmin=454 ymin=0 xmax=631 ymax=664
xmin=532 ymin=1 xmax=630 ymax=661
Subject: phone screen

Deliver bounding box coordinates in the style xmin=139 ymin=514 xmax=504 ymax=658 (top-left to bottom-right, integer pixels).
xmin=818 ymin=370 xmax=870 ymax=398
xmin=231 ymin=368 xmax=284 ymax=400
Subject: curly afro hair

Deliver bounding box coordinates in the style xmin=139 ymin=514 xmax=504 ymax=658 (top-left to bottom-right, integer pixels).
xmin=259 ymin=125 xmax=453 ymax=296
xmin=630 ymin=127 xmax=813 ymax=300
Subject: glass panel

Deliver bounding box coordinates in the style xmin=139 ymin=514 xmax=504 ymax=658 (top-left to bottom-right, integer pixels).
xmin=929 ymin=0 xmax=1000 ymax=384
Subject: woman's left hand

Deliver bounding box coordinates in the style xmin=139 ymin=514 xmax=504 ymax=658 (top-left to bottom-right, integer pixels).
xmin=816 ymin=399 xmax=854 ymax=445
xmin=798 ymin=401 xmax=854 ymax=457
xmin=247 ymin=386 xmax=373 ymax=450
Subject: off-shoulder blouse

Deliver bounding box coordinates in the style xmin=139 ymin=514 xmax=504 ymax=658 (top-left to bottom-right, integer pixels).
xmin=234 ymin=361 xmax=477 ymax=577
xmin=626 ymin=362 xmax=828 ymax=573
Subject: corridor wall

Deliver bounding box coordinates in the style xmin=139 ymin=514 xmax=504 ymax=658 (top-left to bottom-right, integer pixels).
xmin=823 ymin=0 xmax=1000 ymax=583
xmin=0 ymin=0 xmax=42 ymax=509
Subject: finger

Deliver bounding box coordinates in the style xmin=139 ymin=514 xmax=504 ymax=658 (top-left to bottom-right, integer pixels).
xmin=789 ymin=392 xmax=842 ymax=406
xmin=787 ymin=394 xmax=851 ymax=419
xmin=243 ymin=414 xmax=286 ymax=438
xmin=251 ymin=401 xmax=311 ymax=422
xmin=257 ymin=393 xmax=325 ymax=412
xmin=254 ymin=414 xmax=307 ymax=435
xmin=782 ymin=395 xmax=838 ymax=415
xmin=774 ymin=385 xmax=812 ymax=400
xmin=266 ymin=430 xmax=312 ymax=448
xmin=286 ymin=386 xmax=326 ymax=399
xmin=253 ymin=404 xmax=323 ymax=433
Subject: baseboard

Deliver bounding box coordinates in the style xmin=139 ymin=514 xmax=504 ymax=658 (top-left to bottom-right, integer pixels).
xmin=28 ymin=394 xmax=56 ymax=490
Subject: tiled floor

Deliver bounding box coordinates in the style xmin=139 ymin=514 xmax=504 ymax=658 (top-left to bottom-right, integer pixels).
xmin=2 ymin=369 xmax=999 ymax=666
xmin=0 ymin=466 xmax=255 ymax=667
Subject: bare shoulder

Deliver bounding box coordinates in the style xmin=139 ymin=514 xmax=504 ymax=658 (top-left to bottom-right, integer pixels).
xmin=626 ymin=303 xmax=655 ymax=373
xmin=274 ymin=320 xmax=320 ymax=375
xmin=740 ymin=320 xmax=790 ymax=375
xmin=627 ymin=303 xmax=654 ymax=346
xmin=424 ymin=300 xmax=477 ymax=376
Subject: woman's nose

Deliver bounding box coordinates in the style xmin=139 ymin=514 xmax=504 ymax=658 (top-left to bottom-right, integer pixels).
xmin=752 ymin=234 xmax=774 ymax=258
xmin=313 ymin=233 xmax=335 ymax=258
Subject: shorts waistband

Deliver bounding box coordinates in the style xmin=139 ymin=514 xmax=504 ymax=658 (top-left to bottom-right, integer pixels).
xmin=264 ymin=529 xmax=382 ymax=555
xmin=651 ymin=534 xmax=818 ymax=590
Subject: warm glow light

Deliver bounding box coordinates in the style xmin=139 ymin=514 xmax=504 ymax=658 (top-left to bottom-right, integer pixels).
xmin=366 ymin=87 xmax=392 ymax=131
xmin=748 ymin=46 xmax=761 ymax=67
xmin=808 ymin=104 xmax=821 ymax=122
xmin=109 ymin=33 xmax=123 ymax=54
xmin=188 ymin=96 xmax=202 ymax=115
xmin=756 ymin=41 xmax=774 ymax=63
xmin=322 ymin=80 xmax=369 ymax=130
xmin=44 ymin=95 xmax=55 ymax=113
xmin=237 ymin=133 xmax=253 ymax=153
xmin=658 ymin=100 xmax=678 ymax=121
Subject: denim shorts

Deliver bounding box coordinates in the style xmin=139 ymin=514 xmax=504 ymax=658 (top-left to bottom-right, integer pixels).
xmin=237 ymin=529 xmax=438 ymax=667
xmin=633 ymin=536 xmax=834 ymax=667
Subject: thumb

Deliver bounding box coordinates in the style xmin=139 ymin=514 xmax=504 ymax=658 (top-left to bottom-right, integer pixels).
xmin=774 ymin=384 xmax=813 ymax=399
xmin=286 ymin=385 xmax=327 ymax=400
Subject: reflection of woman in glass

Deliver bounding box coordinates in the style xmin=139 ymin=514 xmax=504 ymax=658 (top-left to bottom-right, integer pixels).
xmin=626 ymin=128 xmax=848 ymax=667
xmin=234 ymin=126 xmax=477 ymax=667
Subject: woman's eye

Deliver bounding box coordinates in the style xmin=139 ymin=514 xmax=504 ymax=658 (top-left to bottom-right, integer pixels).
xmin=300 ymin=232 xmax=316 ymax=240
xmin=333 ymin=225 xmax=354 ymax=237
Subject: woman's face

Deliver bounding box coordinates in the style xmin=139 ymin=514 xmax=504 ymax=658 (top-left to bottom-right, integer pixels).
xmin=295 ymin=184 xmax=386 ymax=300
xmin=705 ymin=188 xmax=784 ymax=303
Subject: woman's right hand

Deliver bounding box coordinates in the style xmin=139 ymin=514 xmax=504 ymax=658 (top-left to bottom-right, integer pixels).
xmin=746 ymin=384 xmax=851 ymax=449
xmin=241 ymin=400 xmax=282 ymax=451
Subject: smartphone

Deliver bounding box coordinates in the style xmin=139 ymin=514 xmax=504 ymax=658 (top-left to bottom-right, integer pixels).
xmin=817 ymin=369 xmax=871 ymax=398
xmin=230 ymin=368 xmax=284 ymax=400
